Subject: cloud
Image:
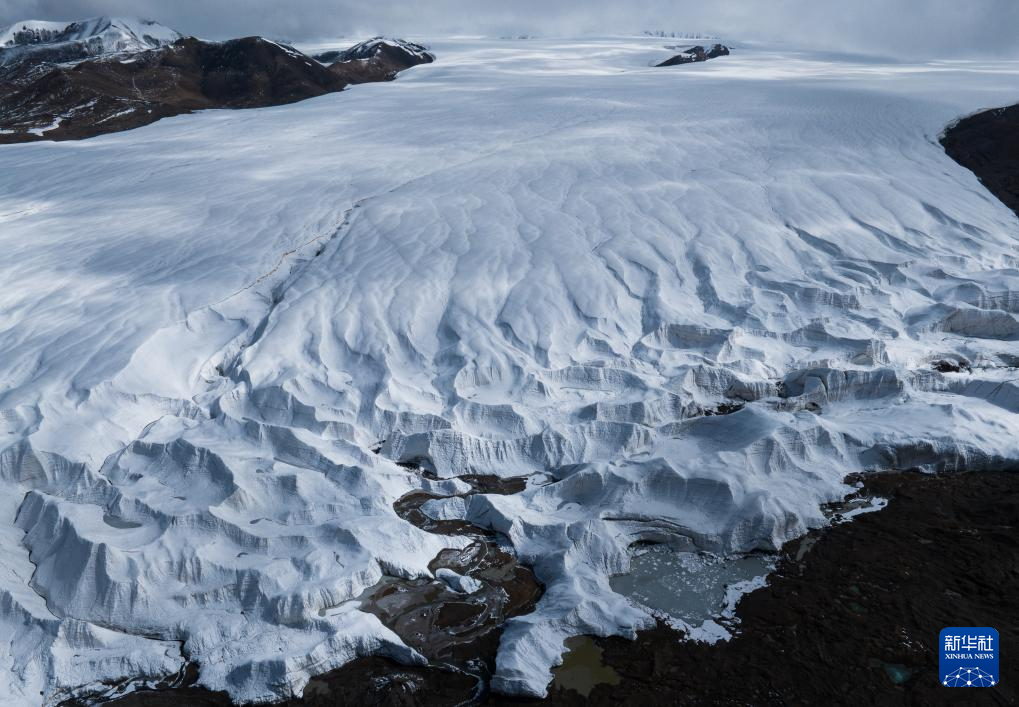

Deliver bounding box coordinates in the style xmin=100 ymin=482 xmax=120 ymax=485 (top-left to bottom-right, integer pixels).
xmin=2 ymin=0 xmax=1017 ymax=58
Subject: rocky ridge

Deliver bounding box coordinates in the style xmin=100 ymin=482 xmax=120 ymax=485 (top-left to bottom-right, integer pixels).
xmin=0 ymin=26 xmax=434 ymax=143
xmin=656 ymin=43 xmax=730 ymax=67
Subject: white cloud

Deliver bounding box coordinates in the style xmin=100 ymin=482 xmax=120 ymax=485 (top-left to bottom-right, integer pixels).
xmin=2 ymin=0 xmax=1017 ymax=57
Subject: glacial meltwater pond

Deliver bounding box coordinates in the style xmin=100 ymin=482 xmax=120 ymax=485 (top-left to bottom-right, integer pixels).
xmin=610 ymin=546 xmax=776 ymax=629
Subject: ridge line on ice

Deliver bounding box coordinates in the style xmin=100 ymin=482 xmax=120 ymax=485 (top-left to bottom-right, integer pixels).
xmin=186 ymin=210 xmax=358 ymax=318
xmin=195 ymin=111 xmax=617 ymax=398
xmin=187 ymin=112 xmax=610 ymax=327
xmin=11 ymin=490 xmax=62 ymax=623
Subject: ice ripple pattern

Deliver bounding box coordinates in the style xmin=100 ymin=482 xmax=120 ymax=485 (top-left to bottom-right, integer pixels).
xmin=0 ymin=36 xmax=1018 ymax=702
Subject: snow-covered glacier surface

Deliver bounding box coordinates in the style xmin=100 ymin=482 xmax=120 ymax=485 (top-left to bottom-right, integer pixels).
xmin=1 ymin=36 xmax=1018 ymax=703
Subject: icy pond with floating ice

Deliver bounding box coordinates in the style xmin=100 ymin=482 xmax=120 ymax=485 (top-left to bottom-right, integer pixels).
xmin=610 ymin=547 xmax=775 ymax=636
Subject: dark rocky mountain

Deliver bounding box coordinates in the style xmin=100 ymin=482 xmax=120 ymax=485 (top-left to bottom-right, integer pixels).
xmin=0 ymin=34 xmax=433 ymax=144
xmin=941 ymin=104 xmax=1019 ymax=219
xmin=318 ymin=36 xmax=432 ymax=64
xmin=656 ymin=43 xmax=730 ymax=67
xmin=314 ymin=37 xmax=435 ymax=83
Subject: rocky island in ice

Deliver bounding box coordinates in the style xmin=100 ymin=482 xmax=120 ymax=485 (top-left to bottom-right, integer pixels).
xmin=0 ymin=31 xmax=1018 ymax=704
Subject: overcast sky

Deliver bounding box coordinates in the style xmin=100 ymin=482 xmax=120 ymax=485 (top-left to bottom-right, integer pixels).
xmin=2 ymin=0 xmax=1017 ymax=57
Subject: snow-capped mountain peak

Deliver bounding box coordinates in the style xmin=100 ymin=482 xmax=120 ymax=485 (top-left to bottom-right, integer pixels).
xmin=0 ymin=19 xmax=68 ymax=46
xmin=0 ymin=16 xmax=181 ymax=65
xmin=334 ymin=36 xmax=433 ymax=63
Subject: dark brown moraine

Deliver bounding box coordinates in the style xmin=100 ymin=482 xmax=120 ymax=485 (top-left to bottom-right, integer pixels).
xmin=358 ymin=472 xmax=542 ymax=668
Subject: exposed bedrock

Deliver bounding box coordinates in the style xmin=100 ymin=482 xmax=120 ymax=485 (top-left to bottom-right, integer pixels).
xmin=656 ymin=43 xmax=730 ymax=67
xmin=942 ymin=103 xmax=1019 ymax=219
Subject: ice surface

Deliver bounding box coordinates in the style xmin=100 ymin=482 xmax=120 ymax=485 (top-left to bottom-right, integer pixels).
xmin=0 ymin=35 xmax=1018 ymax=702
xmin=608 ymin=547 xmax=775 ymax=631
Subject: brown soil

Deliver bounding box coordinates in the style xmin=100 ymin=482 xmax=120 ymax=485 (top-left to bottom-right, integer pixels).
xmin=942 ymin=104 xmax=1019 ymax=219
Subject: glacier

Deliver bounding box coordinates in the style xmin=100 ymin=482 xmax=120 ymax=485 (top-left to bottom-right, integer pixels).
xmin=0 ymin=35 xmax=1018 ymax=703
